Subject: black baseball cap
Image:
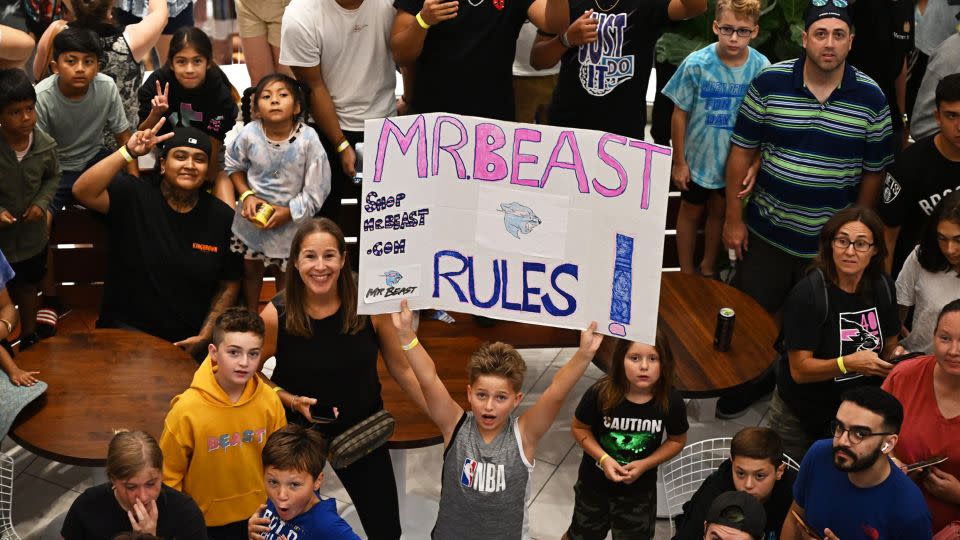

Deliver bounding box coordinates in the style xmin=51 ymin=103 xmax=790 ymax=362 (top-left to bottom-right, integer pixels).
xmin=804 ymin=0 xmax=853 ymax=29
xmin=161 ymin=127 xmax=211 ymax=158
xmin=705 ymin=491 xmax=767 ymax=540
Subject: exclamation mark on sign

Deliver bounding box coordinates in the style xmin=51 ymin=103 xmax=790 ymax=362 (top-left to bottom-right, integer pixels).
xmin=609 ymin=233 xmax=633 ymax=337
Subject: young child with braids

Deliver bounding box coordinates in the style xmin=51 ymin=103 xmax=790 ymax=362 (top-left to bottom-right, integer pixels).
xmin=226 ymin=74 xmax=330 ymax=312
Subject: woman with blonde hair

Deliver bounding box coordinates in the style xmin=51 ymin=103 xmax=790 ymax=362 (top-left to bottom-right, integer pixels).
xmin=61 ymin=430 xmax=205 ymax=539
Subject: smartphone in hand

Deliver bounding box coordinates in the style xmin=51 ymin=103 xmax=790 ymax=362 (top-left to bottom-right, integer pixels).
xmin=310 ymin=403 xmax=337 ymax=423
xmin=906 ymin=456 xmax=948 ymax=473
xmin=791 ymin=509 xmax=824 ymax=540
xmin=888 ymin=351 xmax=924 ymax=365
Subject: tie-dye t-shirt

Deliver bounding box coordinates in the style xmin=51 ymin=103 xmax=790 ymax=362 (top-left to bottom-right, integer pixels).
xmin=575 ymin=385 xmax=687 ymax=494
xmin=226 ymin=121 xmax=331 ymax=259
xmin=661 ymin=43 xmax=769 ymax=190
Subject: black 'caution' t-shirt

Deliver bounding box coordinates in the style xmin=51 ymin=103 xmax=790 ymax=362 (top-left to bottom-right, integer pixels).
xmin=575 ymin=384 xmax=687 ymax=494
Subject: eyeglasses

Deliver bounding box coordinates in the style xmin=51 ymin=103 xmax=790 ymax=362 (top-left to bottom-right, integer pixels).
xmin=830 ymin=420 xmax=892 ymax=445
xmin=811 ymin=0 xmax=848 ymax=7
xmin=832 ymin=237 xmax=874 ymax=252
xmin=716 ymin=25 xmax=755 ymax=37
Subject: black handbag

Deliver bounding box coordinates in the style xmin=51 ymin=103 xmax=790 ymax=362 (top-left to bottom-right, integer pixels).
xmin=327 ymin=409 xmax=396 ymax=470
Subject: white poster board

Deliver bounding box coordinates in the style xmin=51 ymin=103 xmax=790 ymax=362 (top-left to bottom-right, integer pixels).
xmin=357 ymin=113 xmax=671 ymax=344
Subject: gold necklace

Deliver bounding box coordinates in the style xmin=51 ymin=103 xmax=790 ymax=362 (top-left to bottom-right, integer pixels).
xmin=593 ymin=0 xmax=621 ymax=12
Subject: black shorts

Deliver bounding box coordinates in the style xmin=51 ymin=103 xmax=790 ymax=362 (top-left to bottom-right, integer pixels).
xmin=9 ymin=249 xmax=47 ymax=287
xmin=679 ymin=181 xmax=725 ymax=205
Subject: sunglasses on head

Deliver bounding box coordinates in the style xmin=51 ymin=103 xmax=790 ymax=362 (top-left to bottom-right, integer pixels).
xmin=811 ymin=0 xmax=848 ymax=7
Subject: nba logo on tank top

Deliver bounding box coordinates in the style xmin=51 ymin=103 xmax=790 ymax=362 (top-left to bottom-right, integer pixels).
xmin=460 ymin=457 xmax=508 ymax=493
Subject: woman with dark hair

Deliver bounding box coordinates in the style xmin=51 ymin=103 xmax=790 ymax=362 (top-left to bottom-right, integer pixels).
xmin=766 ymin=206 xmax=900 ymax=459
xmin=138 ymin=26 xmax=239 ymax=203
xmin=61 ymin=430 xmax=206 ymax=539
xmin=895 ymin=190 xmax=960 ymax=354
xmin=259 ymin=217 xmax=426 ymax=539
xmin=883 ymin=300 xmax=960 ymax=537
xmin=33 ymin=0 xmax=167 ymax=144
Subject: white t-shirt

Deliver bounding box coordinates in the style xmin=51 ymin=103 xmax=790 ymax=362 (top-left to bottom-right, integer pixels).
xmin=280 ymin=0 xmax=397 ymax=132
xmin=512 ymin=21 xmax=559 ymax=77
xmin=15 ymin=133 xmax=32 ymax=162
xmin=896 ymin=246 xmax=960 ymax=354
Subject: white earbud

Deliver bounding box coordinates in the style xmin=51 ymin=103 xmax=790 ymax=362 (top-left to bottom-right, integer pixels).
xmin=881 ymin=443 xmax=889 ymax=452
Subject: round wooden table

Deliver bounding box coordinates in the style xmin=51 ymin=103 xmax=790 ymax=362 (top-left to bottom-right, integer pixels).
xmin=658 ymin=272 xmax=778 ymax=398
xmin=10 ymin=329 xmax=198 ymax=466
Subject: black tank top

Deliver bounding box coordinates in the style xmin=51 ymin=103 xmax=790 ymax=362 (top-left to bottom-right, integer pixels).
xmin=271 ymin=297 xmax=383 ymax=438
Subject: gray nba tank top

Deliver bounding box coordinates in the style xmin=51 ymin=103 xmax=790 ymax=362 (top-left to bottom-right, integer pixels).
xmin=432 ymin=412 xmax=534 ymax=539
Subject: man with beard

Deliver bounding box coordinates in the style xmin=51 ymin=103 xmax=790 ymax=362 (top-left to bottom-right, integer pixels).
xmin=781 ymin=387 xmax=931 ymax=540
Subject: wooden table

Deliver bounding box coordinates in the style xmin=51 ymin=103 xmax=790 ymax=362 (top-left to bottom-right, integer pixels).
xmin=658 ymin=272 xmax=778 ymax=398
xmin=10 ymin=329 xmax=198 ymax=466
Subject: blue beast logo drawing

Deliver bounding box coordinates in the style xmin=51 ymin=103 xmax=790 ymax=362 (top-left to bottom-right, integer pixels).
xmin=383 ymin=270 xmax=403 ymax=286
xmin=499 ymin=202 xmax=542 ymax=239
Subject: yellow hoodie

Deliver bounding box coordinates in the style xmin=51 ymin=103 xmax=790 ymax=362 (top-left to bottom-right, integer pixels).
xmin=159 ymin=356 xmax=286 ymax=526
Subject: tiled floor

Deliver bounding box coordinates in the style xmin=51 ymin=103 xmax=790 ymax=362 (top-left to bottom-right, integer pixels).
xmin=7 ymin=345 xmax=770 ymax=540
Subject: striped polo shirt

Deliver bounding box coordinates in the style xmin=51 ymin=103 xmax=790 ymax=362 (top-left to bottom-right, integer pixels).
xmin=731 ymin=56 xmax=893 ymax=258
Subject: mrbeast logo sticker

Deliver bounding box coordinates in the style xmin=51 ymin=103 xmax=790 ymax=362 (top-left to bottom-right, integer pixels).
xmin=363 ymin=265 xmax=421 ymax=303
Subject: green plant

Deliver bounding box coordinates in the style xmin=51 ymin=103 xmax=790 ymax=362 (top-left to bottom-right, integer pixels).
xmin=656 ymin=0 xmax=807 ymax=65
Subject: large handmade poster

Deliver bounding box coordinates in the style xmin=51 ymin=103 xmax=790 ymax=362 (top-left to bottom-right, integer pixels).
xmin=357 ymin=113 xmax=671 ymax=343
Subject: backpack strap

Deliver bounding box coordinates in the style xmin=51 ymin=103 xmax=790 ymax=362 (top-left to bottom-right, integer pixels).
xmin=812 ymin=268 xmax=830 ymax=327
xmin=774 ymin=269 xmax=829 ymax=353
xmin=876 ymin=273 xmax=895 ymax=308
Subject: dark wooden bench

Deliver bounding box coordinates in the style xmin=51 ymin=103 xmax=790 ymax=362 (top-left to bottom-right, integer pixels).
xmin=51 ymin=192 xmax=707 ymax=312
xmin=50 ymin=208 xmax=110 ymax=310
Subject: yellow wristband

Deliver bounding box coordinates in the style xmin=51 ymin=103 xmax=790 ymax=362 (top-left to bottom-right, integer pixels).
xmin=336 ymin=139 xmax=350 ymax=153
xmin=416 ymin=11 xmax=430 ymax=29
xmin=402 ymin=336 xmax=419 ymax=351
xmin=239 ymin=190 xmax=255 ymax=202
xmin=837 ymin=355 xmax=847 ymax=374
xmin=118 ymin=145 xmax=135 ymax=163
xmin=597 ymin=453 xmax=610 ymax=469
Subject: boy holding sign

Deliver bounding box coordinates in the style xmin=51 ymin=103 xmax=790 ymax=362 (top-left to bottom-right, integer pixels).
xmin=391 ymin=299 xmax=601 ymax=539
